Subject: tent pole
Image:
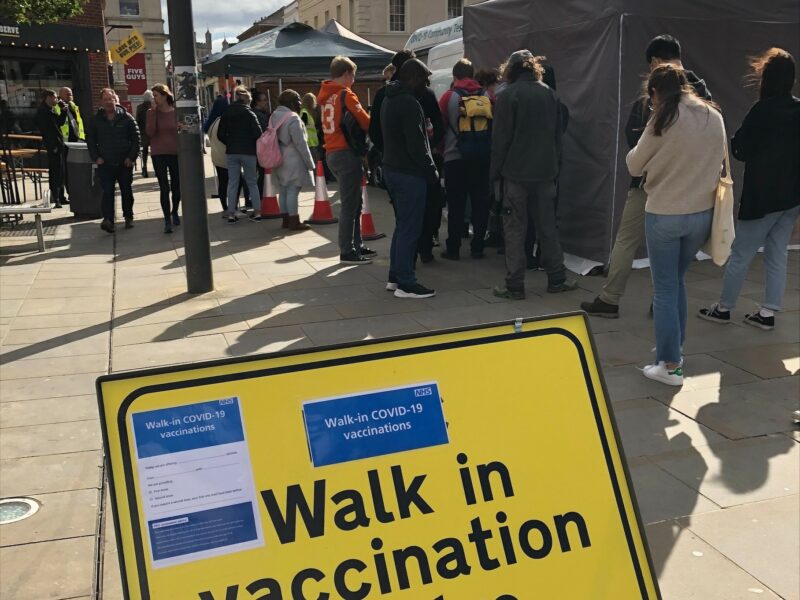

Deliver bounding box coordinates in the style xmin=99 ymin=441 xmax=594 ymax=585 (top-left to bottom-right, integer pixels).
xmin=267 ymin=88 xmax=272 ymax=112
xmin=279 ymin=78 xmax=283 ymax=94
xmin=367 ymin=87 xmax=371 ymax=106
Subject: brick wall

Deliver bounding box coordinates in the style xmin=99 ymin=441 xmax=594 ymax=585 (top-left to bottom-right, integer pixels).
xmin=67 ymin=0 xmax=110 ymax=112
xmin=64 ymin=0 xmax=105 ymax=28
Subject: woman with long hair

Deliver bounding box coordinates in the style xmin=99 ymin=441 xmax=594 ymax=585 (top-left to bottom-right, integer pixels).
xmin=145 ymin=83 xmax=180 ymax=233
xmin=270 ymin=90 xmax=315 ymax=230
xmin=699 ymin=48 xmax=799 ymax=331
xmin=627 ymin=65 xmax=726 ymax=386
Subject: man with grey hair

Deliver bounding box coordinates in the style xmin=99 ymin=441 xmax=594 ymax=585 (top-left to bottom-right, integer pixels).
xmin=136 ymin=90 xmax=154 ymax=177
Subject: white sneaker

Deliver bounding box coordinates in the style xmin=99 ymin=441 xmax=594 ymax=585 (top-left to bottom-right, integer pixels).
xmin=386 ymin=282 xmax=398 ymax=292
xmin=642 ymin=362 xmax=684 ymax=386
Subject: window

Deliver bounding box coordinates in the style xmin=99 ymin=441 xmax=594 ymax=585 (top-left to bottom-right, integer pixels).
xmin=119 ymin=0 xmax=139 ymax=16
xmin=447 ymin=0 xmax=462 ymax=19
xmin=336 ymin=5 xmax=341 ymax=22
xmin=324 ymin=10 xmax=329 ymax=23
xmin=314 ymin=15 xmax=318 ymax=28
xmin=349 ymin=0 xmax=355 ymax=28
xmin=389 ymin=0 xmax=405 ymax=32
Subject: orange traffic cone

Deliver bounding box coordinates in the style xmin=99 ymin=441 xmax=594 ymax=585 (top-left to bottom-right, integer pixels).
xmin=359 ymin=175 xmax=385 ymax=240
xmin=260 ymin=169 xmax=282 ymax=219
xmin=305 ymin=160 xmax=338 ymax=225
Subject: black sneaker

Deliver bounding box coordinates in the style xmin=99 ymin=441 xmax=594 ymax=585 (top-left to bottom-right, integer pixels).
xmin=172 ymin=213 xmax=181 ymax=226
xmin=100 ymin=219 xmax=115 ymax=233
xmin=471 ymin=250 xmax=485 ymax=259
xmin=547 ymin=279 xmax=578 ymax=293
xmin=124 ymin=217 xmax=134 ymax=229
xmin=394 ymin=283 xmax=436 ymax=299
xmin=581 ymin=296 xmax=619 ymax=318
xmin=228 ymin=215 xmax=238 ymax=224
xmin=698 ymin=303 xmax=730 ymax=324
xmin=441 ymin=250 xmax=460 ymax=261
xmin=340 ymin=252 xmax=372 ymax=265
xmin=527 ymin=257 xmax=544 ymax=271
xmin=419 ymin=252 xmax=434 ymax=264
xmin=744 ymin=312 xmax=774 ymax=331
xmin=493 ymin=286 xmax=525 ymax=300
xmin=359 ymin=246 xmax=377 ymax=258
xmin=248 ymin=213 xmax=262 ymax=222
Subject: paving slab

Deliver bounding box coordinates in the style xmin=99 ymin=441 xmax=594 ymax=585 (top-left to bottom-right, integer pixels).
xmin=0 ymin=285 xmax=30 ymax=300
xmin=0 ymin=395 xmax=99 ymax=428
xmin=711 ymin=342 xmax=800 ymax=379
xmin=7 ymin=312 xmax=110 ymax=331
xmin=245 ymin=304 xmax=343 ymax=329
xmin=0 ymin=353 xmax=107 ymax=380
xmin=0 ymin=420 xmax=102 ymax=459
xmin=111 ymin=333 xmax=231 ymax=371
xmin=612 ymin=398 xmax=727 ymax=458
xmin=681 ymin=495 xmax=800 ymax=600
xmin=0 ymin=452 xmax=103 ymax=496
xmin=0 ymin=488 xmax=99 ymax=547
xmin=646 ymin=520 xmax=782 ymax=599
xmin=301 ymin=313 xmax=427 ymax=345
xmin=224 ymin=325 xmax=312 ymax=356
xmin=0 ymin=372 xmax=104 ymax=402
xmin=652 ymin=435 xmax=799 ymax=508
xmin=0 ymin=536 xmax=96 ymax=600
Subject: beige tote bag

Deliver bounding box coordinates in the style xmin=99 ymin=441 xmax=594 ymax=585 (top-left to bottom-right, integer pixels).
xmin=703 ymin=145 xmax=735 ymax=266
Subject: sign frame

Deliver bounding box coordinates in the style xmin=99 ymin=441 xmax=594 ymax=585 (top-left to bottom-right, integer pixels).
xmin=97 ymin=313 xmax=662 ymax=600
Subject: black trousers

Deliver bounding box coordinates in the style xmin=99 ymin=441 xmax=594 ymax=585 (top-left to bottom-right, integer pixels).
xmin=417 ymin=179 xmax=444 ymax=257
xmin=444 ymin=158 xmax=490 ymax=254
xmin=141 ymin=144 xmax=150 ymax=174
xmin=97 ymin=163 xmax=134 ymax=221
xmin=46 ymin=146 xmax=66 ymax=204
xmin=152 ymin=154 xmax=181 ymax=219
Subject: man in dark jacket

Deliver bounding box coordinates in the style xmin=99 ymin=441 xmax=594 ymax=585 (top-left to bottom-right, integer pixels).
xmin=381 ymin=59 xmax=439 ymax=299
xmin=34 ymin=90 xmax=68 ymax=208
xmin=370 ymin=50 xmax=446 ymax=263
xmin=491 ymin=50 xmax=576 ymax=299
xmin=582 ymin=34 xmax=712 ymax=318
xmin=217 ymin=86 xmax=263 ymax=222
xmin=86 ymin=88 xmax=140 ymax=233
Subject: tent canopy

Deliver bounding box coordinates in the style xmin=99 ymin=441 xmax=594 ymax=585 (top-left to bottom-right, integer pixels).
xmin=202 ymin=22 xmax=393 ymax=78
xmin=321 ymin=19 xmax=392 ymax=53
xmin=464 ymin=0 xmax=799 ymax=263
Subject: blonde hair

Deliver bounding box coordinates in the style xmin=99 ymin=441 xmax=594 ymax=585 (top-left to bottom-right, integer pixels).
xmin=330 ymin=55 xmax=357 ymax=78
xmin=301 ymin=92 xmax=317 ymax=112
xmin=234 ymin=85 xmax=251 ymax=102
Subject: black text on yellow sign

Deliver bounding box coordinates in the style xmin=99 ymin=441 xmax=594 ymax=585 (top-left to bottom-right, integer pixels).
xmin=97 ymin=314 xmax=661 ymax=600
xmin=110 ymin=30 xmax=146 ymax=64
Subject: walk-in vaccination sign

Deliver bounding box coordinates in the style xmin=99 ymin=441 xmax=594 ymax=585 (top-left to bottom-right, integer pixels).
xmin=97 ymin=313 xmax=661 ymax=599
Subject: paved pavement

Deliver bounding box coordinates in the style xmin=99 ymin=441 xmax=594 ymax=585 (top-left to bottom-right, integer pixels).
xmin=1 ymin=160 xmax=798 ymax=599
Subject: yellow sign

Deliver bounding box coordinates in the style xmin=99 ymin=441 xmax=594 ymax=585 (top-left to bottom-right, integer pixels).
xmin=110 ymin=30 xmax=146 ymax=64
xmin=97 ymin=314 xmax=661 ymax=600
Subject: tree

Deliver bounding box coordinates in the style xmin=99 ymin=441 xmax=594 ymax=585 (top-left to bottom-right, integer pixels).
xmin=1 ymin=0 xmax=88 ymax=25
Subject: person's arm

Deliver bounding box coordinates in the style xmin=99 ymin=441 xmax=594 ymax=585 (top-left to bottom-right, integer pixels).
xmin=368 ymin=89 xmax=385 ymax=151
xmin=625 ymin=124 xmax=658 ymax=177
xmin=625 ymin=98 xmax=648 ymax=149
xmin=489 ymin=91 xmax=513 ymax=182
xmin=291 ymin=117 xmax=316 ymax=172
xmin=250 ymin=110 xmax=263 ymax=139
xmin=54 ymin=104 xmax=68 ymax=127
xmin=402 ymin=99 xmax=437 ymax=180
xmin=438 ymin=90 xmax=452 ymax=126
xmin=217 ymin=113 xmax=228 ymax=144
xmin=145 ymin=108 xmax=158 ymax=139
xmin=731 ymin=103 xmax=757 ymax=162
xmin=344 ymin=90 xmax=370 ymax=130
xmin=127 ymin=116 xmax=141 ymax=163
xmin=425 ymin=89 xmax=446 ymax=149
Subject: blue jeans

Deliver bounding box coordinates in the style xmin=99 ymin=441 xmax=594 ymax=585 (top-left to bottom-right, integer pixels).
xmin=646 ymin=210 xmax=713 ymax=364
xmin=384 ymin=168 xmax=427 ymax=286
xmin=226 ymin=154 xmax=259 ymax=215
xmin=720 ymin=206 xmax=800 ymax=312
xmin=279 ymin=185 xmax=302 ymax=215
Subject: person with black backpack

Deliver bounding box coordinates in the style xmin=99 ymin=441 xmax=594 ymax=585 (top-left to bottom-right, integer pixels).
xmin=438 ymin=58 xmax=493 ymax=260
xmin=318 ymin=56 xmax=372 ymax=265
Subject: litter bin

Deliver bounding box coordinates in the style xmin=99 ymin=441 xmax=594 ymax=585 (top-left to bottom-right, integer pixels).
xmin=65 ymin=142 xmax=103 ymax=218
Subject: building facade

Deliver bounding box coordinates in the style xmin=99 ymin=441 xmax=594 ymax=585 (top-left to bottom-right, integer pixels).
xmin=298 ymin=0 xmax=480 ymax=50
xmin=105 ymin=0 xmax=168 ymax=111
xmin=0 ymin=0 xmax=109 ymax=133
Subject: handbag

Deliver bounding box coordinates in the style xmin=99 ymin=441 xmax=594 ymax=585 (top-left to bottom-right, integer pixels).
xmin=703 ymin=144 xmax=735 ymax=266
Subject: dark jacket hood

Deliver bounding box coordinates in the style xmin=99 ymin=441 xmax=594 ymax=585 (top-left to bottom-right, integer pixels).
xmin=385 ymin=81 xmax=415 ymax=98
xmin=685 ymin=70 xmax=710 ymax=100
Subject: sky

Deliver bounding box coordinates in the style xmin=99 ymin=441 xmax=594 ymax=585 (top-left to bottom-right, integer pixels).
xmin=160 ymin=0 xmax=285 ymax=55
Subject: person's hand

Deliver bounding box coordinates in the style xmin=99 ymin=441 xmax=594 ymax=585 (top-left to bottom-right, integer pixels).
xmin=123 ymin=158 xmax=133 ymax=168
xmin=96 ymin=157 xmax=104 ymax=165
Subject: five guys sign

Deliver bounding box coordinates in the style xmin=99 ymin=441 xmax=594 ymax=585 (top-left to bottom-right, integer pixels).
xmin=125 ymin=53 xmax=148 ymax=96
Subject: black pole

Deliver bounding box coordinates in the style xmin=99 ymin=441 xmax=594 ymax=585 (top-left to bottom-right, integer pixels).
xmin=166 ymin=0 xmax=213 ymax=293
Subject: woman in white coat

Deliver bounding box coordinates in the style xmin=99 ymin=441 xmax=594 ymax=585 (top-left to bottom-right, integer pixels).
xmin=270 ymin=90 xmax=316 ymax=231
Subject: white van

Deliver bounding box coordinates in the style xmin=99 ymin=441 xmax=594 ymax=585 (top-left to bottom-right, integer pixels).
xmin=428 ymin=38 xmax=464 ymax=99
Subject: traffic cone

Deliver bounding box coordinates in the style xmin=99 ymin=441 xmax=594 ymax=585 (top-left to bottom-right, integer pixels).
xmin=305 ymin=160 xmax=338 ymax=225
xmin=359 ymin=175 xmax=385 ymax=240
xmin=259 ymin=169 xmax=282 ymax=219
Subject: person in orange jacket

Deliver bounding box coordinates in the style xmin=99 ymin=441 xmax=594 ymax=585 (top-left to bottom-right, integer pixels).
xmin=318 ymin=56 xmax=372 ymax=264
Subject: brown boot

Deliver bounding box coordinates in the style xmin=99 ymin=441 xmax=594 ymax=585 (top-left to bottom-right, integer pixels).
xmin=288 ymin=215 xmax=310 ymax=231
xmin=281 ymin=214 xmax=290 ymax=228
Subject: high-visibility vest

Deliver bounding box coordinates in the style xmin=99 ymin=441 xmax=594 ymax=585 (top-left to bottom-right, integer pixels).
xmin=300 ymin=108 xmax=318 ymax=148
xmin=54 ymin=101 xmax=85 ymax=141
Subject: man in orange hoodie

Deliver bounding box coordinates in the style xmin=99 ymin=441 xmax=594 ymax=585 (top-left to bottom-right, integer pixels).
xmin=318 ymin=56 xmax=372 ymax=264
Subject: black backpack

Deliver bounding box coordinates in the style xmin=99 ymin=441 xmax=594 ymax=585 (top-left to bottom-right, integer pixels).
xmin=339 ymin=90 xmax=368 ymax=157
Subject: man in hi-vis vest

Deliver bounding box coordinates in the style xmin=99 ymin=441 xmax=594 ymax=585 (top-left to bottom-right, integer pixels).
xmin=52 ymin=87 xmax=85 ymax=205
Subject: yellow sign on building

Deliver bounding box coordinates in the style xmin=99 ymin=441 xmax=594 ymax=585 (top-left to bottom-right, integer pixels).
xmin=110 ymin=30 xmax=146 ymax=64
xmin=97 ymin=314 xmax=661 ymax=600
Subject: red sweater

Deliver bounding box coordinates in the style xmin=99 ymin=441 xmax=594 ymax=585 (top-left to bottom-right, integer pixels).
xmin=145 ymin=108 xmax=178 ymax=156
